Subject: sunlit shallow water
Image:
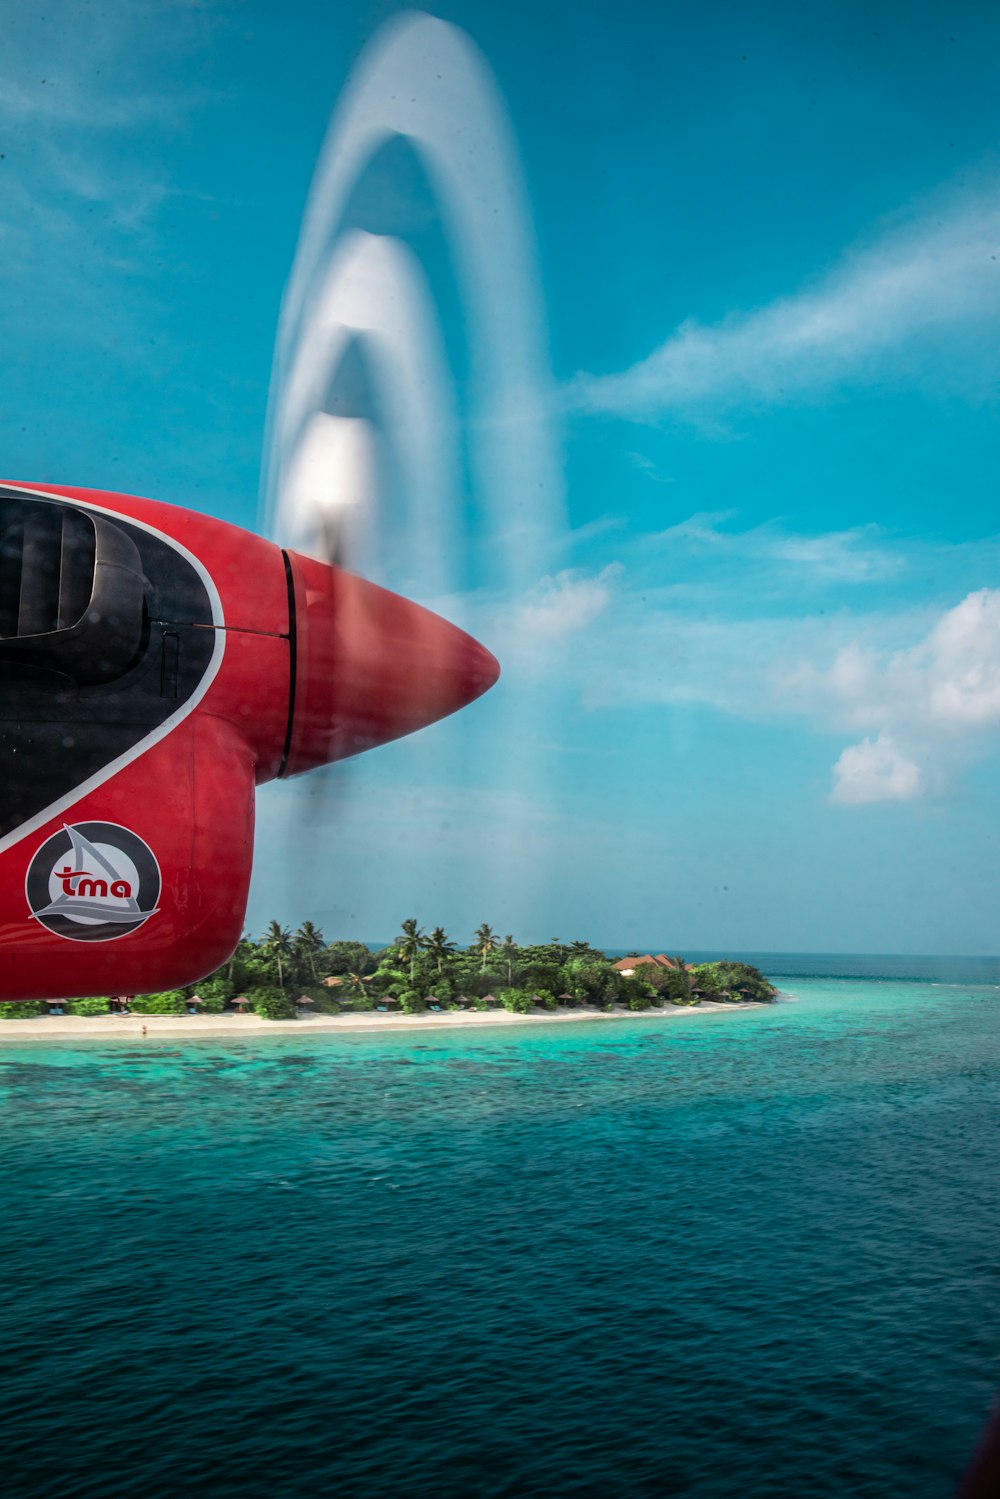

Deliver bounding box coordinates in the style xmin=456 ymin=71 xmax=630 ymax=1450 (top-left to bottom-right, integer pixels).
xmin=2 ymin=976 xmax=999 ymax=1496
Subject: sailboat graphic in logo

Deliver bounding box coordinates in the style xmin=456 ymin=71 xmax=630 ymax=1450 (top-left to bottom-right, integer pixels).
xmin=26 ymin=822 xmax=161 ymax=942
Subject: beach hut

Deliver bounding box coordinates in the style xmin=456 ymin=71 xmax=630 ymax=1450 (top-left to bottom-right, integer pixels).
xmin=611 ymin=955 xmax=678 ymax=978
xmin=46 ymin=1000 xmax=66 ymax=1016
xmin=186 ymin=994 xmax=204 ymax=1015
xmin=296 ymin=994 xmax=316 ymax=1012
xmin=231 ymin=995 xmax=251 ymax=1012
xmin=482 ymin=994 xmax=497 ymax=1009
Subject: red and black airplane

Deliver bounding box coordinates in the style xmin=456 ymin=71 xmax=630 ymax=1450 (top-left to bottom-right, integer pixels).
xmin=0 ymin=482 xmax=498 ymax=1001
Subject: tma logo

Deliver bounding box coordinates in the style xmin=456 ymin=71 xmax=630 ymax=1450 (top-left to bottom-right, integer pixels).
xmin=26 ymin=822 xmax=160 ymax=942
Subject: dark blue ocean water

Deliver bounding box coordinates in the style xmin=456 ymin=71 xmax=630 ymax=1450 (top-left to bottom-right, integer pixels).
xmin=3 ymin=969 xmax=1000 ymax=1497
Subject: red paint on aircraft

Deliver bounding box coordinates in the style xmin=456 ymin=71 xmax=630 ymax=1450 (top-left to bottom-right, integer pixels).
xmin=0 ymin=484 xmax=498 ymax=1000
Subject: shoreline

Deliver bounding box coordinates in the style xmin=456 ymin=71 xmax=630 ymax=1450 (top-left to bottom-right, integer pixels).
xmin=0 ymin=1000 xmax=766 ymax=1041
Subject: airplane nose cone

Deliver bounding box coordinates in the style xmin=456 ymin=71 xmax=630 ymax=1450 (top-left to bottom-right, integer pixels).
xmin=281 ymin=550 xmax=500 ymax=776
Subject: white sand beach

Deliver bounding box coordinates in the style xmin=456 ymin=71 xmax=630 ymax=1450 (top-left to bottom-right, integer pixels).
xmin=0 ymin=1001 xmax=765 ymax=1040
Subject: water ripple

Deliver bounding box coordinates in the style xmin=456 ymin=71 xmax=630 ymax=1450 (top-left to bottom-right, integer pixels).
xmin=1 ymin=982 xmax=999 ymax=1495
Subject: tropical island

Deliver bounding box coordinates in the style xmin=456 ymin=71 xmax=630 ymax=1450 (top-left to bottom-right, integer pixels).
xmin=3 ymin=920 xmax=777 ymax=1023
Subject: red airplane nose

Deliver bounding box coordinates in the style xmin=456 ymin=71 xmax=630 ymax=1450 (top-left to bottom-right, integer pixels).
xmin=280 ymin=549 xmax=500 ymax=777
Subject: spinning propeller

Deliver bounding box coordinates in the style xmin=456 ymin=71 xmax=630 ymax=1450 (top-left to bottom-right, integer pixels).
xmin=0 ymin=11 xmax=563 ymax=1001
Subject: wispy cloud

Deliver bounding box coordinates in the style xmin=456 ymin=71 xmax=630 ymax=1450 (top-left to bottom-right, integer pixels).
xmin=569 ymin=186 xmax=1000 ymax=420
xmin=652 ymin=512 xmax=904 ymax=584
xmin=0 ymin=78 xmax=185 ymax=131
xmin=512 ymin=564 xmax=622 ymax=643
xmin=0 ymin=1 xmax=218 ymax=135
xmin=627 ymin=450 xmax=675 ymax=483
xmin=654 ymin=510 xmax=738 ymax=547
xmin=0 ymin=1 xmax=228 ymax=364
xmin=477 ymin=519 xmax=1000 ymax=807
xmin=767 ymin=527 xmax=904 ymax=583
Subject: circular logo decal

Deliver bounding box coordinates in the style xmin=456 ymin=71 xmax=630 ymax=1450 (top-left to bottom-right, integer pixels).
xmin=26 ymin=822 xmax=161 ymax=942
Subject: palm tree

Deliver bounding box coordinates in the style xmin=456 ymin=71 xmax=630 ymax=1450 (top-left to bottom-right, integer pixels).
xmin=227 ymin=930 xmax=253 ymax=986
xmin=425 ymin=926 xmax=457 ymax=973
xmin=262 ymin=920 xmax=293 ymax=989
xmin=397 ymin=918 xmax=425 ymax=983
xmin=294 ymin=920 xmax=325 ymax=982
xmin=500 ymin=934 xmax=517 ymax=985
xmin=474 ymin=923 xmax=497 ymax=973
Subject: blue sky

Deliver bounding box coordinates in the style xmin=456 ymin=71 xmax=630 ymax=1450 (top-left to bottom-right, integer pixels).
xmin=4 ymin=0 xmax=1000 ymax=952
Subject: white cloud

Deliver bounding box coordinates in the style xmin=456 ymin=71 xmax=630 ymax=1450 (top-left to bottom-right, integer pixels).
xmin=812 ymin=589 xmax=1000 ymax=733
xmin=513 ymin=563 xmax=622 ymax=643
xmin=569 ymin=188 xmax=1000 ymax=419
xmin=676 ymin=587 xmax=1000 ymax=803
xmin=830 ymin=734 xmax=922 ymax=805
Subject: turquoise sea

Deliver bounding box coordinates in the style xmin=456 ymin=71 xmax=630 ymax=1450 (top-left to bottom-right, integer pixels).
xmin=3 ymin=965 xmax=1000 ymax=1496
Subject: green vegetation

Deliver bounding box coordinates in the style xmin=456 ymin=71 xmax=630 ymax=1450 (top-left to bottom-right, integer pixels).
xmin=129 ymin=991 xmax=187 ymax=1015
xmin=246 ymin=985 xmax=298 ymax=1021
xmin=194 ymin=978 xmax=229 ymax=1013
xmin=0 ymin=1001 xmax=46 ymax=1019
xmin=498 ymin=987 xmax=533 ymax=1013
xmin=5 ymin=920 xmax=777 ymax=1020
xmin=199 ymin=921 xmax=777 ymax=1014
xmin=689 ymin=962 xmax=777 ymax=1003
xmin=67 ymin=996 xmax=111 ymax=1017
